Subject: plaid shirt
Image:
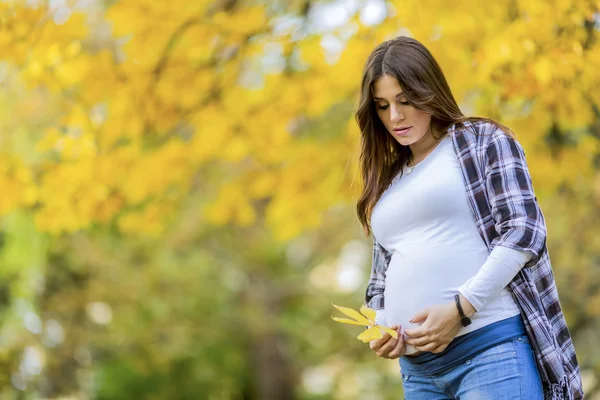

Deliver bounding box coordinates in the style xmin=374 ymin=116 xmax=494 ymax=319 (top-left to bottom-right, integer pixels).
xmin=365 ymin=121 xmax=583 ymax=399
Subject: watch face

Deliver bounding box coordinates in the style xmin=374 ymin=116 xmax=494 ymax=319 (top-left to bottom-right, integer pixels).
xmin=462 ymin=317 xmax=472 ymax=327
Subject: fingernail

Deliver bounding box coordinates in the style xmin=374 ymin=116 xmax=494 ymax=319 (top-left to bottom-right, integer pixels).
xmin=409 ymin=319 xmax=414 ymax=323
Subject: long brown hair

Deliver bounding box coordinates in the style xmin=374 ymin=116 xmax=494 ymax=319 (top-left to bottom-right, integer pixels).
xmin=355 ymin=36 xmax=514 ymax=237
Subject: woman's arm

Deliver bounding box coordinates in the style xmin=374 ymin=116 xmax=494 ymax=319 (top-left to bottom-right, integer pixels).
xmin=458 ymin=246 xmax=534 ymax=312
xmin=483 ymin=128 xmax=547 ymax=260
xmin=459 ymin=128 xmax=545 ymax=312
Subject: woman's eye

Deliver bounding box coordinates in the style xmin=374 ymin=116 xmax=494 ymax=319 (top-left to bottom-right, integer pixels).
xmin=375 ymin=100 xmax=409 ymax=110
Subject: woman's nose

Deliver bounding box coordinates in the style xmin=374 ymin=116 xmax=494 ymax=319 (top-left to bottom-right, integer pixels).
xmin=390 ymin=106 xmax=404 ymax=122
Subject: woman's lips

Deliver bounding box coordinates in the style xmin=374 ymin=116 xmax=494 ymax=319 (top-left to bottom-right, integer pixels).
xmin=393 ymin=126 xmax=412 ymax=136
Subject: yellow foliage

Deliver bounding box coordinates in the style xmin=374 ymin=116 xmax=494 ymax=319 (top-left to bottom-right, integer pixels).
xmin=0 ymin=0 xmax=597 ymax=240
xmin=357 ymin=327 xmax=383 ymax=342
xmin=0 ymin=158 xmax=37 ymax=216
xmin=204 ymin=183 xmax=257 ymax=227
xmin=212 ymin=7 xmax=267 ymax=36
xmin=118 ymin=201 xmax=175 ymax=237
xmin=533 ymin=58 xmax=553 ymax=85
xmin=331 ymin=304 xmax=398 ymax=343
xmin=298 ymin=37 xmax=327 ymax=70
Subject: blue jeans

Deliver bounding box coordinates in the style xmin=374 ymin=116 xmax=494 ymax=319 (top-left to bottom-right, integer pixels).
xmin=400 ymin=335 xmax=544 ymax=400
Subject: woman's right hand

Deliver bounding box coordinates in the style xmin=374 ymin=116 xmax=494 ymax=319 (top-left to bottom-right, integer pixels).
xmin=370 ymin=326 xmax=406 ymax=359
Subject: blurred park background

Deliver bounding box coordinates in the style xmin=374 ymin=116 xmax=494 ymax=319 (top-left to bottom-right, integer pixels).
xmin=0 ymin=0 xmax=598 ymax=398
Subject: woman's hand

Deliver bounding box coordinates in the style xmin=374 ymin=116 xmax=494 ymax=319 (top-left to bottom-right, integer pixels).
xmin=403 ymin=301 xmax=466 ymax=354
xmin=370 ymin=326 xmax=406 ymax=359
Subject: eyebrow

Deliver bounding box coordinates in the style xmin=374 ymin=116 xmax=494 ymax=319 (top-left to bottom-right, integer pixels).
xmin=372 ymin=92 xmax=405 ymax=101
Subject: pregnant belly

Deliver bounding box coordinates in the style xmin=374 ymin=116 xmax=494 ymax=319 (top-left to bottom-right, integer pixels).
xmin=383 ymin=250 xmax=484 ymax=355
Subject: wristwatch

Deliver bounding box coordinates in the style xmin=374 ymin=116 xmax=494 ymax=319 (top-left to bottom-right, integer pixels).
xmin=454 ymin=294 xmax=472 ymax=327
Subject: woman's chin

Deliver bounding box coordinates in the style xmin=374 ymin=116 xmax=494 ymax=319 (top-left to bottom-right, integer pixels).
xmin=391 ymin=135 xmax=412 ymax=146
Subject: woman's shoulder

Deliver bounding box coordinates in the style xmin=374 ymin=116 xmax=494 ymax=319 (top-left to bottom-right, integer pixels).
xmin=450 ymin=119 xmax=524 ymax=172
xmin=451 ymin=118 xmax=516 ymax=146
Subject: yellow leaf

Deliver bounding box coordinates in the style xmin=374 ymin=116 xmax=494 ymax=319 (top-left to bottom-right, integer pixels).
xmin=360 ymin=305 xmax=376 ymax=323
xmin=331 ymin=304 xmax=371 ymax=325
xmin=357 ymin=327 xmax=383 ymax=343
xmin=331 ymin=316 xmax=371 ymax=326
xmin=379 ymin=326 xmax=398 ymax=339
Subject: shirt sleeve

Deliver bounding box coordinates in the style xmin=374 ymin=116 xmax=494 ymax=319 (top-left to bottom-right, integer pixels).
xmin=364 ymin=237 xmax=391 ymax=321
xmin=458 ymin=245 xmax=535 ymax=312
xmin=374 ymin=309 xmax=386 ymax=327
xmin=484 ymin=128 xmax=547 ymax=261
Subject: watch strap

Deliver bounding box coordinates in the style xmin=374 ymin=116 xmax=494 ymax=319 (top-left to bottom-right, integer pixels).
xmin=454 ymin=294 xmax=472 ymax=327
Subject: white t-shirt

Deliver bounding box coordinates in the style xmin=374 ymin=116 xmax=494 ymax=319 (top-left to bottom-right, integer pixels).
xmin=370 ymin=134 xmax=533 ymax=355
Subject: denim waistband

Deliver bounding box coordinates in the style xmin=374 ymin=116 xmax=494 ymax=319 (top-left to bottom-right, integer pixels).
xmin=399 ymin=314 xmax=527 ymax=376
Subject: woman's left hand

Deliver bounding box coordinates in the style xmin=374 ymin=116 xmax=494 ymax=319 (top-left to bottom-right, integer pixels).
xmin=403 ymin=302 xmax=463 ymax=354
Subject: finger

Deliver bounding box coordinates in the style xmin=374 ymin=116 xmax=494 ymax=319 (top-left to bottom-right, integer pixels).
xmin=388 ymin=333 xmax=406 ymax=359
xmin=377 ymin=337 xmax=398 ymax=357
xmin=379 ymin=331 xmax=394 ymax=342
xmin=404 ymin=326 xmax=427 ymax=338
xmin=432 ymin=344 xmax=447 ymax=354
xmin=405 ymin=335 xmax=431 ymax=346
xmin=370 ymin=332 xmax=392 ymax=350
xmin=415 ymin=342 xmax=439 ymax=353
xmin=380 ymin=335 xmax=401 ymax=357
xmin=379 ymin=326 xmax=403 ymax=358
xmin=409 ymin=309 xmax=429 ymax=324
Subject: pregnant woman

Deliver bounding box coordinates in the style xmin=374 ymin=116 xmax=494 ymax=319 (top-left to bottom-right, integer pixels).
xmin=355 ymin=36 xmax=583 ymax=400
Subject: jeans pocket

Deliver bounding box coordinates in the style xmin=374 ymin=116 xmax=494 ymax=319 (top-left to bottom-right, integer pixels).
xmin=512 ymin=336 xmax=537 ymax=359
xmin=512 ymin=336 xmax=544 ymax=399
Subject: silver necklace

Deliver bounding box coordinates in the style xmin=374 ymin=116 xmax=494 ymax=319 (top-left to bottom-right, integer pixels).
xmin=405 ymin=138 xmax=443 ymax=175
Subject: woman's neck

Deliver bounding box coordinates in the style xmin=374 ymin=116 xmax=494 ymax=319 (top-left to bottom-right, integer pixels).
xmin=408 ymin=129 xmax=441 ymax=162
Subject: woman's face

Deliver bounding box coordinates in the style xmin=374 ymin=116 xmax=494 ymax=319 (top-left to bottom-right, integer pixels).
xmin=372 ymin=74 xmax=433 ymax=146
